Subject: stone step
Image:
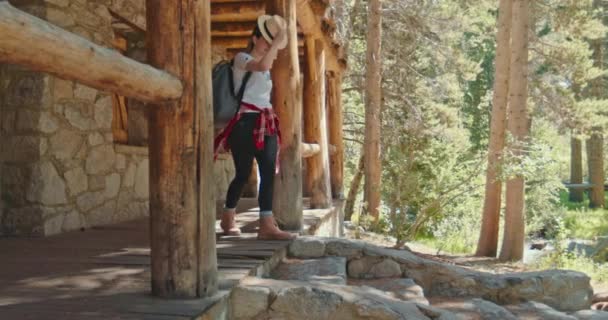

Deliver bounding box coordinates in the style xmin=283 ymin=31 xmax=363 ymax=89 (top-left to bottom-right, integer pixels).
xmin=270 ymin=256 xmax=347 ymax=285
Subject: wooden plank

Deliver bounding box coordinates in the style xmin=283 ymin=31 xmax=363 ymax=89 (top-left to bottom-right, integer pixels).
xmin=211 ymin=1 xmax=264 ymax=22
xmin=0 ymin=2 xmax=183 ymax=103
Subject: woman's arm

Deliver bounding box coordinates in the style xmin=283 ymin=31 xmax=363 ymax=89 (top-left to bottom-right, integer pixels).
xmin=244 ymin=30 xmax=287 ymax=72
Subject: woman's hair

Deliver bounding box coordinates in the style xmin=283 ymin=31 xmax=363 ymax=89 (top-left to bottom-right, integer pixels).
xmin=246 ymin=25 xmax=264 ymax=52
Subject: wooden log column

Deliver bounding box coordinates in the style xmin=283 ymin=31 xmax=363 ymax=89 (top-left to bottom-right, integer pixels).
xmin=327 ymin=71 xmax=344 ymax=199
xmin=146 ymin=0 xmax=217 ymax=298
xmin=267 ymin=0 xmax=303 ymax=230
xmin=304 ymin=38 xmax=332 ymax=208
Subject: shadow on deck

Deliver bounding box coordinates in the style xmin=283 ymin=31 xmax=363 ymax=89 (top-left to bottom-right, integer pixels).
xmin=0 ymin=198 xmax=344 ymax=319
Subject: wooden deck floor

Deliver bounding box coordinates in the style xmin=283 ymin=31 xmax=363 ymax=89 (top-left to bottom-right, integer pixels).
xmin=0 ymin=212 xmax=302 ymax=319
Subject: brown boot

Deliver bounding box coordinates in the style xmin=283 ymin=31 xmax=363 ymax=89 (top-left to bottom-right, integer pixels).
xmin=257 ymin=216 xmax=297 ymax=240
xmin=220 ymin=210 xmax=241 ymax=236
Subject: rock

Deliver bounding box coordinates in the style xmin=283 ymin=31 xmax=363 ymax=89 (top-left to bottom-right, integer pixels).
xmin=53 ymin=79 xmax=73 ymax=101
xmin=507 ymin=301 xmax=578 ymax=320
xmin=104 ymin=173 xmax=121 ymax=199
xmin=229 ymin=285 xmax=270 ymax=320
xmin=531 ymin=241 xmax=548 ymax=250
xmin=568 ymin=240 xmax=596 ymax=257
xmin=44 ymin=213 xmax=64 ymax=236
xmin=85 ymin=145 xmax=116 ymax=175
xmin=94 ymin=96 xmax=113 ymax=129
xmin=64 ymin=167 xmax=88 ymax=196
xmin=64 ymin=101 xmax=94 ymax=130
xmin=289 ymin=237 xmax=326 ymax=258
xmin=86 ymin=200 xmax=116 ymax=227
xmin=115 ymin=154 xmax=126 ymax=170
xmin=76 ymin=191 xmax=105 ymax=212
xmin=271 ymin=257 xmax=347 ymax=285
xmin=348 ymin=256 xmax=402 ymax=279
xmin=74 ymin=84 xmax=97 ymax=101
xmin=471 ymin=298 xmax=518 ymax=320
xmin=369 ymin=259 xmax=402 ymax=278
xmin=50 ymin=129 xmax=84 ymax=160
xmin=351 ymin=278 xmax=428 ymax=304
xmin=27 ymin=161 xmax=67 ymax=205
xmin=62 ymin=210 xmax=82 ymax=232
xmin=571 ymin=309 xmax=608 ymax=320
xmin=124 ymin=162 xmax=136 ymax=188
xmin=325 ymin=238 xmax=365 ymax=258
xmin=1 ymin=136 xmax=41 ymax=163
xmin=134 ymin=159 xmax=149 ymax=198
xmin=88 ymin=132 xmax=104 ymax=146
xmin=594 ymin=292 xmax=608 ymax=304
xmin=39 ymin=112 xmax=59 ymax=134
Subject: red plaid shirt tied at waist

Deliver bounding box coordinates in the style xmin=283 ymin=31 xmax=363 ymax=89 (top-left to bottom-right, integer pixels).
xmin=214 ymin=102 xmax=282 ymax=173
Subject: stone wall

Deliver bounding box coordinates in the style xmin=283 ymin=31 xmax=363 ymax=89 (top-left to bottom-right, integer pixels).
xmin=1 ymin=0 xmax=147 ymax=236
xmin=0 ymin=0 xmax=237 ymax=236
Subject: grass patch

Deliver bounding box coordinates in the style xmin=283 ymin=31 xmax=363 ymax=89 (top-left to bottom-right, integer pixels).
xmin=559 ymin=190 xmax=608 ymax=239
xmin=531 ymin=250 xmax=608 ymax=288
xmin=416 ymin=235 xmax=476 ymax=255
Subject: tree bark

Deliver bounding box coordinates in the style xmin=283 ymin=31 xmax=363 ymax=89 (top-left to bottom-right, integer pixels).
xmin=476 ymin=0 xmax=512 ymax=258
xmin=147 ymin=0 xmax=216 ymax=298
xmin=304 ymin=38 xmax=332 ymax=208
xmin=328 ymin=72 xmax=345 ymax=199
xmin=569 ymin=135 xmax=584 ymax=202
xmin=363 ymin=0 xmax=383 ymax=221
xmin=588 ymin=130 xmax=605 ymax=208
xmin=345 ymin=153 xmax=365 ymax=221
xmin=499 ymin=0 xmax=529 ymax=262
xmin=0 ymin=2 xmax=183 ymax=102
xmin=267 ymin=0 xmax=303 ymax=230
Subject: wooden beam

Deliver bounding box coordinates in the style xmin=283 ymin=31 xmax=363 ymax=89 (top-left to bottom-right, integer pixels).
xmin=302 ymin=143 xmax=321 ymax=158
xmin=146 ymin=0 xmax=217 ymax=298
xmin=268 ymin=0 xmax=303 ymax=230
xmin=211 ymin=1 xmax=264 ymax=22
xmin=295 ymin=0 xmax=345 ymax=72
xmin=327 ymin=72 xmax=344 ymax=198
xmin=0 ymin=2 xmax=182 ymax=103
xmin=303 ymin=38 xmax=331 ymax=208
xmin=213 ymin=36 xmax=304 ymax=49
xmin=108 ymin=9 xmax=146 ymax=35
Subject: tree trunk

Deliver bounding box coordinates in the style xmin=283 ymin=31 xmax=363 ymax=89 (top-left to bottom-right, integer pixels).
xmin=304 ymin=37 xmax=332 ymax=208
xmin=267 ymin=0 xmax=303 ymax=230
xmin=363 ymin=0 xmax=382 ymax=221
xmin=499 ymin=0 xmax=529 ymax=262
xmin=328 ymin=72 xmax=345 ymax=199
xmin=146 ymin=0 xmax=216 ymax=297
xmin=345 ymin=153 xmax=365 ymax=221
xmin=476 ymin=0 xmax=513 ymax=258
xmin=588 ymin=130 xmax=605 ymax=208
xmin=569 ymin=135 xmax=584 ymax=202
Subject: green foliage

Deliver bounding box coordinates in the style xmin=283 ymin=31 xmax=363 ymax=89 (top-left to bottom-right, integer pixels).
xmin=339 ymin=0 xmax=608 ymax=250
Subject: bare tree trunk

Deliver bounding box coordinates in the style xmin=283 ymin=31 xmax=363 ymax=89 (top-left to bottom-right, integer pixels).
xmin=476 ymin=0 xmax=512 ymax=257
xmin=588 ymin=130 xmax=605 ymax=208
xmin=345 ymin=153 xmax=365 ymax=221
xmin=363 ymin=0 xmax=383 ymax=221
xmin=569 ymin=135 xmax=584 ymax=202
xmin=499 ymin=0 xmax=529 ymax=262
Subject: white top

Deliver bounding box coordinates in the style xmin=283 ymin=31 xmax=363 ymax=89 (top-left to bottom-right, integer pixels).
xmin=233 ymin=52 xmax=273 ymax=110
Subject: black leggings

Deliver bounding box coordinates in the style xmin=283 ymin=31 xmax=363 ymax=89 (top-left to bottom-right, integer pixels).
xmin=225 ymin=113 xmax=277 ymax=212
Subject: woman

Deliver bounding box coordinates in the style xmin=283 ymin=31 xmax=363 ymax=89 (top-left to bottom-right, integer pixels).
xmin=215 ymin=15 xmax=296 ymax=240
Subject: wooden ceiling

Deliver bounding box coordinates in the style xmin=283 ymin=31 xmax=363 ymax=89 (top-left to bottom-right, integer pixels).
xmin=111 ymin=0 xmax=345 ymax=70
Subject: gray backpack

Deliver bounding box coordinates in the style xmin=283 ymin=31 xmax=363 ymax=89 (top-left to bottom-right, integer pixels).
xmin=212 ymin=60 xmax=252 ymax=129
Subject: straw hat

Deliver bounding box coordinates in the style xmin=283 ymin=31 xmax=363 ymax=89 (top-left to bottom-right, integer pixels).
xmin=257 ymin=15 xmax=288 ymax=49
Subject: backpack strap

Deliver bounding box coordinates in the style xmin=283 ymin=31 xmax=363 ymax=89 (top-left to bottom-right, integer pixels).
xmin=231 ymin=58 xmax=252 ymax=113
